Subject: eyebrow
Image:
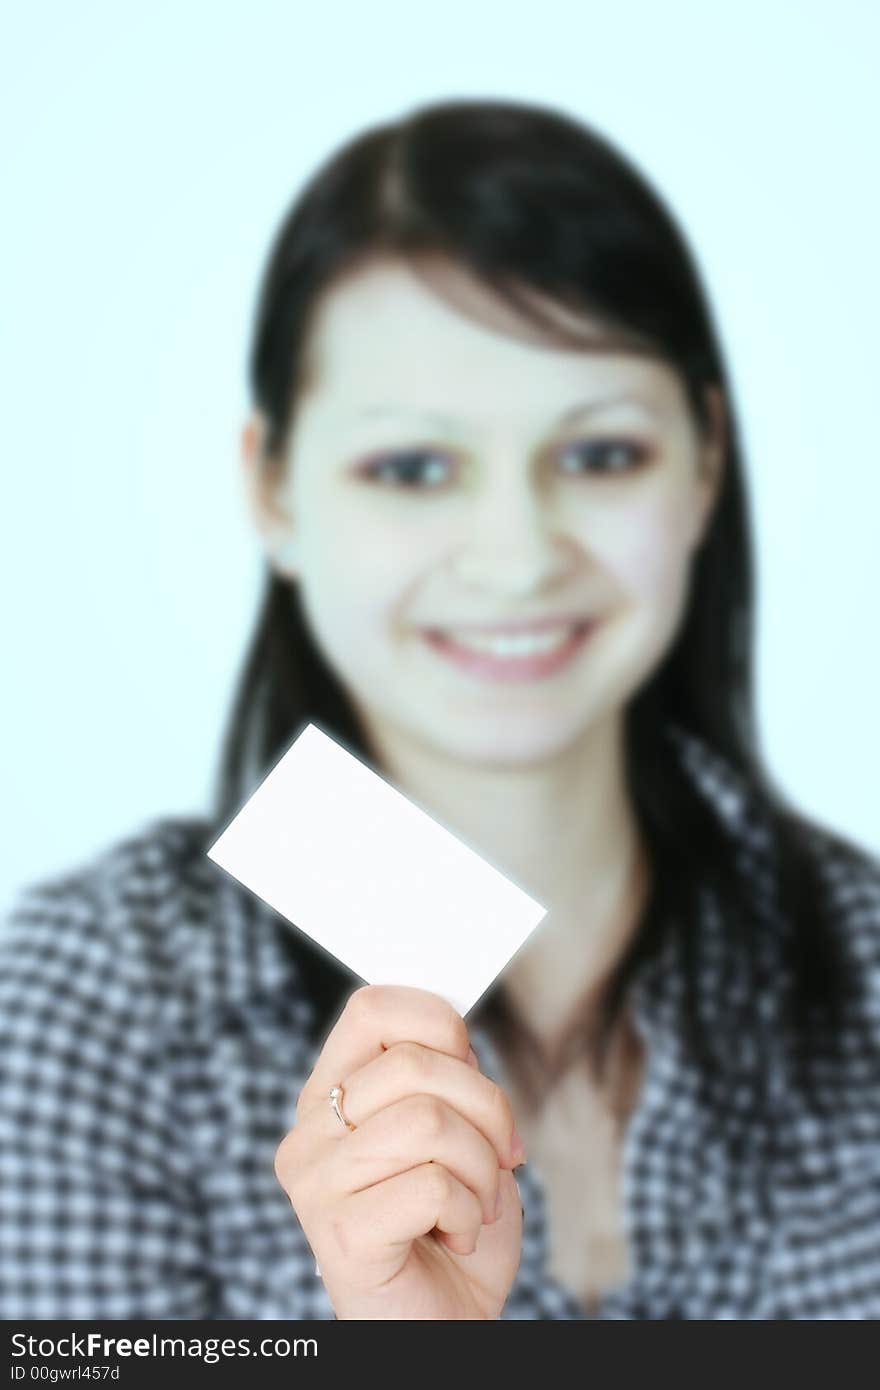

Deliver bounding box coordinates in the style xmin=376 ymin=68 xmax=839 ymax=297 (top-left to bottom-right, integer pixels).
xmin=346 ymin=393 xmax=663 ymax=429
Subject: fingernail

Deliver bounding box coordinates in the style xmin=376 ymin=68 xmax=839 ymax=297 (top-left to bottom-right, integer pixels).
xmin=466 ymin=1046 xmax=479 ymax=1069
xmin=510 ymin=1126 xmax=526 ymax=1166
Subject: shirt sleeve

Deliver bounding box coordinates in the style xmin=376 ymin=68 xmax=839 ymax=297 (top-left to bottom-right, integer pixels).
xmin=0 ymin=876 xmax=213 ymax=1319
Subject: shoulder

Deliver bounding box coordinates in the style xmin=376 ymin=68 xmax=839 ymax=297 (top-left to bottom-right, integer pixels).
xmin=2 ymin=816 xmax=208 ymax=1014
xmin=0 ymin=820 xmax=215 ymax=1237
xmin=0 ymin=818 xmax=323 ymax=1319
xmin=761 ymin=811 xmax=878 ymax=1095
xmin=791 ymin=816 xmax=880 ymax=976
xmin=0 ymin=814 xmax=309 ymax=1039
xmin=801 ymin=822 xmax=880 ymax=1073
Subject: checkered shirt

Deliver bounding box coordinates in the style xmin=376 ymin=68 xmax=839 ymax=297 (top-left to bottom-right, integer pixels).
xmin=2 ymin=725 xmax=879 ymax=1318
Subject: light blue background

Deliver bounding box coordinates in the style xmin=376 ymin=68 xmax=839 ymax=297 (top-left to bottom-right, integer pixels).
xmin=2 ymin=0 xmax=878 ymax=909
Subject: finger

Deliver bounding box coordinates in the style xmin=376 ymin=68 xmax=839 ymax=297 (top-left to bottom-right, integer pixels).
xmin=323 ymin=1163 xmax=486 ymax=1275
xmin=321 ymin=1093 xmax=503 ymax=1226
xmin=320 ymin=1039 xmax=520 ymax=1169
xmin=298 ymin=984 xmax=471 ymax=1119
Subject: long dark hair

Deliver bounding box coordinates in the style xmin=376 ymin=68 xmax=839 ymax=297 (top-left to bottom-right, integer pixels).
xmin=205 ymin=97 xmax=862 ymax=1103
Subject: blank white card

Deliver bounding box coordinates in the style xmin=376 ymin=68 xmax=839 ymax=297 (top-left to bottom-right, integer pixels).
xmin=206 ymin=722 xmax=547 ymax=1017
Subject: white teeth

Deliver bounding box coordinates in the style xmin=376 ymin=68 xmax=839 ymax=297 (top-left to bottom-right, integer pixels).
xmin=440 ymin=624 xmax=578 ymax=656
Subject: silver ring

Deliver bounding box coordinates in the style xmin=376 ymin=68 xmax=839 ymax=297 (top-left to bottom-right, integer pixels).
xmin=329 ymin=1083 xmax=356 ymax=1131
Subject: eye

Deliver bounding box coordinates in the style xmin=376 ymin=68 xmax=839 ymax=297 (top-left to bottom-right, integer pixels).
xmin=557 ymin=437 xmax=653 ymax=476
xmin=358 ymin=449 xmax=453 ymax=488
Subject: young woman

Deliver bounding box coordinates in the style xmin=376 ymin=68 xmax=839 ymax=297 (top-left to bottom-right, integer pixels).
xmin=2 ymin=97 xmax=879 ymax=1321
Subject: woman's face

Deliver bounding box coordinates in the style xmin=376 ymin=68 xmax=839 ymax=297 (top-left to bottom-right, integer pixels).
xmin=244 ymin=257 xmax=724 ymax=769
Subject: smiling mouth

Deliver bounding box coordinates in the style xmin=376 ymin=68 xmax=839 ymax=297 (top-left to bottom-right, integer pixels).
xmin=423 ymin=621 xmax=588 ymax=656
xmin=418 ymin=619 xmax=597 ymax=680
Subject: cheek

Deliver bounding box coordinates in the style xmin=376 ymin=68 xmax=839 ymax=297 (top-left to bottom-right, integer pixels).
xmin=587 ymin=492 xmax=695 ymax=600
xmin=297 ymin=505 xmax=431 ymax=647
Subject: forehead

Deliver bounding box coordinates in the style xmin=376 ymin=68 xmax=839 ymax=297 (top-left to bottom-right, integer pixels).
xmin=299 ymin=258 xmax=682 ymax=426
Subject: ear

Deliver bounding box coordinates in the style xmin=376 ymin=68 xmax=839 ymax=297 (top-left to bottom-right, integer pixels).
xmin=691 ymin=384 xmax=727 ymax=548
xmin=240 ymin=412 xmax=300 ymax=578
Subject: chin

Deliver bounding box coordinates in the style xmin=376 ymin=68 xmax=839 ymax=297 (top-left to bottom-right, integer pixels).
xmin=418 ymin=707 xmax=612 ymax=770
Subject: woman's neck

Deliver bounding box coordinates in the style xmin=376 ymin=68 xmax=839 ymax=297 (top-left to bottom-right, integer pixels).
xmin=500 ymin=834 xmax=651 ymax=1069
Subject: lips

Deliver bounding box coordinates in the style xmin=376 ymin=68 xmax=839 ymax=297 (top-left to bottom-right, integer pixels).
xmin=425 ymin=622 xmax=583 ymax=656
xmin=419 ymin=620 xmax=596 ymax=682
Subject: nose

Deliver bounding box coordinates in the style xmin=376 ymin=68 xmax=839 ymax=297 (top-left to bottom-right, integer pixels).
xmin=450 ymin=484 xmax=576 ymax=598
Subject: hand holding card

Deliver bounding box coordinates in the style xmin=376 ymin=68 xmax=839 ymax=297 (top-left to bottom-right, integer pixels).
xmin=273 ymin=981 xmax=525 ymax=1319
xmin=206 ymin=722 xmax=541 ymax=1318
